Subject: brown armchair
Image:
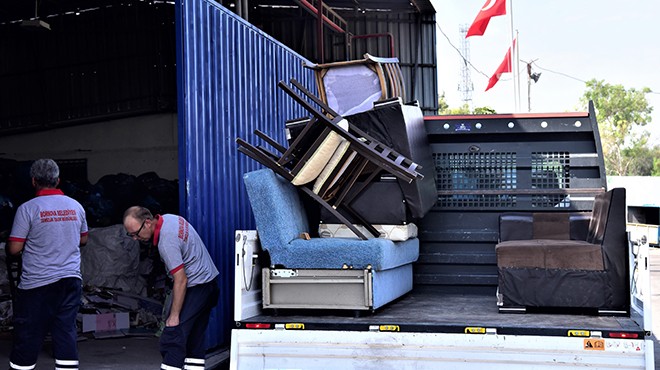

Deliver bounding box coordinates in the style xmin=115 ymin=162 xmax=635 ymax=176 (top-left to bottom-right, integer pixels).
xmin=496 ymin=188 xmax=629 ymax=314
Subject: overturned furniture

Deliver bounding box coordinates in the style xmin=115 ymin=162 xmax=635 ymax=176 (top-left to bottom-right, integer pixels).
xmin=243 ymin=168 xmax=419 ymax=311
xmin=305 ymin=53 xmax=406 ymax=116
xmin=236 ymin=79 xmax=424 ymax=240
xmin=496 ymin=188 xmax=629 ymax=314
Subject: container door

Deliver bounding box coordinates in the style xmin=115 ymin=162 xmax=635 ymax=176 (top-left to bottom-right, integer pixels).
xmin=234 ymin=230 xmax=263 ymax=322
xmin=628 ymin=230 xmax=655 ymax=368
xmin=629 ymin=231 xmax=653 ymax=332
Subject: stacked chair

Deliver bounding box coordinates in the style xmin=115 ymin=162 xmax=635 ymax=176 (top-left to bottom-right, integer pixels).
xmin=237 ymin=79 xmax=424 ymax=240
xmin=236 ymin=56 xmax=436 ymax=312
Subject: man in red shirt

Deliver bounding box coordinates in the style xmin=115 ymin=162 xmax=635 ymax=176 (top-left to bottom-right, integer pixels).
xmin=124 ymin=206 xmax=219 ymax=370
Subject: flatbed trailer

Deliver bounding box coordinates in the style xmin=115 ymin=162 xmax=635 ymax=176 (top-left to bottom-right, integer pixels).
xmin=231 ymin=105 xmax=655 ymax=369
xmin=231 ymin=229 xmax=654 ymax=369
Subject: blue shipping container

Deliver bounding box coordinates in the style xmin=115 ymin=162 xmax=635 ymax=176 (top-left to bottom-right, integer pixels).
xmin=175 ymin=0 xmax=315 ymax=349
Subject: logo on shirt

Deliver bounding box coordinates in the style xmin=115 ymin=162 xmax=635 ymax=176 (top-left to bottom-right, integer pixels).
xmin=178 ymin=217 xmax=189 ymax=242
xmin=40 ymin=209 xmax=78 ymax=223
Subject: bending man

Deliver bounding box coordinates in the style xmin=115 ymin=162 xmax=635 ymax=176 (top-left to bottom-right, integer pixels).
xmin=123 ymin=206 xmax=219 ymax=370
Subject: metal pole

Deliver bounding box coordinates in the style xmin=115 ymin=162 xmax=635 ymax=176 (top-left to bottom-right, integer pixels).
xmin=508 ymin=0 xmax=519 ymax=111
xmin=516 ymin=29 xmax=521 ymax=112
xmin=236 ymin=0 xmax=243 ymax=18
xmin=317 ymin=0 xmax=324 ymax=63
xmin=527 ymin=67 xmax=531 ymax=112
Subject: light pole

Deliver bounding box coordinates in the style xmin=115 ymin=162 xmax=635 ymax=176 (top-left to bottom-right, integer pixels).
xmin=525 ymin=60 xmax=541 ymax=112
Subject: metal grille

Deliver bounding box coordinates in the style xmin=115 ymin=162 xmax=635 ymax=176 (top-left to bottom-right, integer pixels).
xmin=531 ymin=152 xmax=570 ymax=208
xmin=435 ymin=152 xmax=516 ymax=208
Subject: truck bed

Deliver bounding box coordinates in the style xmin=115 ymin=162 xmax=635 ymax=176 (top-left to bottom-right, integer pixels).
xmin=241 ymin=288 xmax=644 ymax=336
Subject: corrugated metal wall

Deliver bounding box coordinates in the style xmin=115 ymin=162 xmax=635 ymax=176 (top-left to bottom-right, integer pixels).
xmin=344 ymin=13 xmax=438 ymax=115
xmin=254 ymin=11 xmax=439 ymax=115
xmin=0 ymin=3 xmax=176 ymax=135
xmin=175 ymin=0 xmax=315 ymax=349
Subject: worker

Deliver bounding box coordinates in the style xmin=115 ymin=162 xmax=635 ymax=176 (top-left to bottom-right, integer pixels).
xmin=123 ymin=206 xmax=219 ymax=370
xmin=7 ymin=159 xmax=88 ymax=370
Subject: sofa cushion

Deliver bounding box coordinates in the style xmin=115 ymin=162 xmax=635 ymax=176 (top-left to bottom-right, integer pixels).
xmin=532 ymin=212 xmax=570 ymax=239
xmin=496 ymin=239 xmax=604 ymax=270
xmin=276 ymin=236 xmax=419 ymax=270
xmin=291 ymin=119 xmax=349 ymax=186
xmin=499 ymin=212 xmax=592 ymax=242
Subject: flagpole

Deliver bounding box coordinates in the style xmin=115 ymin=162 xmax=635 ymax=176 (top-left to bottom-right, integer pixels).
xmin=516 ymin=29 xmax=521 ymax=111
xmin=508 ymin=0 xmax=519 ymax=111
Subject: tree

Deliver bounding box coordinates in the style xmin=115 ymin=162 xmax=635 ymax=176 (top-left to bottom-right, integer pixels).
xmin=580 ymin=79 xmax=654 ymax=175
xmin=437 ymin=93 xmax=449 ymax=114
xmin=437 ymin=93 xmax=496 ymax=115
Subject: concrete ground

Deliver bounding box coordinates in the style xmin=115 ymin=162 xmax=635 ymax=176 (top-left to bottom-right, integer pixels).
xmin=0 ymin=333 xmax=229 ymax=369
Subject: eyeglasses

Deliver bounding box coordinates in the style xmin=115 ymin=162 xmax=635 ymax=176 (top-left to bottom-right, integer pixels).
xmin=126 ymin=220 xmax=146 ymax=237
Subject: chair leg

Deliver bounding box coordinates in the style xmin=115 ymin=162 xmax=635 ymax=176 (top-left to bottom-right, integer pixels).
xmin=255 ymin=130 xmax=287 ymax=153
xmin=236 ymin=138 xmax=295 ymax=182
xmin=290 ymin=78 xmax=340 ymax=117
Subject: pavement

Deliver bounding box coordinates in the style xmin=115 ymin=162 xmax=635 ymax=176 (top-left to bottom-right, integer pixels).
xmin=0 ymin=332 xmax=229 ymax=369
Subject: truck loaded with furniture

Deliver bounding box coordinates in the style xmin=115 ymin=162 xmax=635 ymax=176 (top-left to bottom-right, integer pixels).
xmin=229 ymin=56 xmax=654 ymax=369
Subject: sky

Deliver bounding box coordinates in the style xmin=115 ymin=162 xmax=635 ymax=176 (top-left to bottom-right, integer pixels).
xmin=432 ymin=0 xmax=660 ymax=140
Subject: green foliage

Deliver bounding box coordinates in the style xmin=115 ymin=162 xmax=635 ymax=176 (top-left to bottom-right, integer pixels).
xmin=653 ymin=157 xmax=660 ymax=176
xmin=438 ymin=93 xmax=496 ymax=115
xmin=443 ymin=103 xmax=472 ymax=115
xmin=580 ymin=79 xmax=655 ymax=176
xmin=437 ymin=93 xmax=449 ymax=114
xmin=473 ymin=106 xmax=497 ymax=115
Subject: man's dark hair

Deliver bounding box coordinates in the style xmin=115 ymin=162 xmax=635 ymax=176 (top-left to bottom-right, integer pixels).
xmin=30 ymin=159 xmax=59 ymax=188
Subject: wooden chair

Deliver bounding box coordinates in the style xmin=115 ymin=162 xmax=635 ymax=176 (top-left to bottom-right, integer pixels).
xmin=236 ymin=79 xmax=423 ymax=240
xmin=305 ymin=54 xmax=406 ymax=116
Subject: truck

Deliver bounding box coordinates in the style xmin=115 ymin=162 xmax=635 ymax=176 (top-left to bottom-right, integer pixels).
xmin=229 ymin=103 xmax=655 ymax=369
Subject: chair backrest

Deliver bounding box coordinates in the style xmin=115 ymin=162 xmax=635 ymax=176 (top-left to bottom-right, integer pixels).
xmin=345 ymin=99 xmax=436 ymax=219
xmin=243 ymin=169 xmax=310 ymax=250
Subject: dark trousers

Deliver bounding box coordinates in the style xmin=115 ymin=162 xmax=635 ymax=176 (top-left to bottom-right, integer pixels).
xmin=10 ymin=277 xmax=82 ymax=370
xmin=160 ymin=279 xmax=219 ymax=369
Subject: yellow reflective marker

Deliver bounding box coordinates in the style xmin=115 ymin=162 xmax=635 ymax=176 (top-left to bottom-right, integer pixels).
xmin=465 ymin=327 xmax=486 ymax=334
xmin=568 ymin=330 xmax=590 ymax=337
xmin=379 ymin=325 xmax=400 ymax=332
xmin=284 ymin=323 xmax=305 ymax=330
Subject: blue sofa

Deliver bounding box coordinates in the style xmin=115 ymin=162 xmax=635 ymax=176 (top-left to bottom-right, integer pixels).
xmin=243 ymin=168 xmax=419 ymax=310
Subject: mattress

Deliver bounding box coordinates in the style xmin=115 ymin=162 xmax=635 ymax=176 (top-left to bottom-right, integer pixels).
xmin=319 ymin=223 xmax=418 ymax=241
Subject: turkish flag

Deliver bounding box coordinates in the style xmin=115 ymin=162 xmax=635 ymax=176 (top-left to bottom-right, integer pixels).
xmin=466 ymin=0 xmax=507 ymax=38
xmin=485 ymin=39 xmax=515 ymax=91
